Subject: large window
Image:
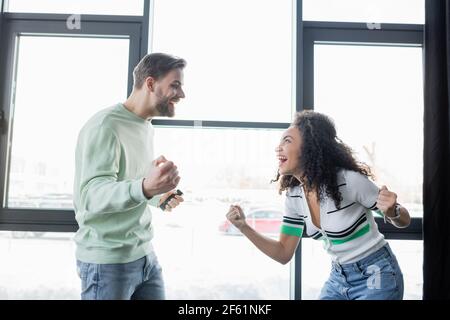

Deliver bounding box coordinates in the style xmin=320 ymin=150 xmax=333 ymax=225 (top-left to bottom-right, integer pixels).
xmin=149 ymin=0 xmax=295 ymax=298
xmin=314 ymin=44 xmax=423 ymax=216
xmin=151 ymin=127 xmax=290 ymax=299
xmin=0 ymin=1 xmax=424 ymax=300
xmin=0 ymin=14 xmax=143 ymax=231
xmin=7 ymin=36 xmax=129 ymax=209
xmin=299 ymin=6 xmax=424 ymax=299
xmin=0 ymin=5 xmax=147 ymax=300
xmin=151 ymin=0 xmax=294 ymax=123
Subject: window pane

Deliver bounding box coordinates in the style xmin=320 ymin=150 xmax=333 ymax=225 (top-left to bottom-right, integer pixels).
xmin=302 ymin=239 xmax=423 ymax=300
xmin=0 ymin=231 xmax=79 ymax=299
xmin=7 ymin=36 xmax=129 ymax=209
xmin=6 ymin=0 xmax=143 ymax=15
xmin=303 ymin=0 xmax=424 ymax=24
xmin=314 ymin=44 xmax=423 ymax=217
xmin=152 ymin=127 xmax=290 ymax=299
xmin=151 ymin=0 xmax=294 ymax=123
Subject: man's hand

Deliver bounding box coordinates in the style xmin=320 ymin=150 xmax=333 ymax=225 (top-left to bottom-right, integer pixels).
xmin=142 ymin=155 xmax=180 ymax=198
xmin=226 ymin=205 xmax=248 ymax=231
xmin=158 ymin=190 xmax=184 ymax=212
xmin=376 ymin=185 xmax=397 ymax=217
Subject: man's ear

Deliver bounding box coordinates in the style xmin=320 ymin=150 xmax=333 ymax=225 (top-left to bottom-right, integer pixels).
xmin=145 ymin=76 xmax=156 ymax=92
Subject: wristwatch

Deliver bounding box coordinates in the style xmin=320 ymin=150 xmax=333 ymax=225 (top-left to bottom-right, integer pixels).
xmin=383 ymin=203 xmax=401 ymax=223
xmin=389 ymin=204 xmax=402 ymax=221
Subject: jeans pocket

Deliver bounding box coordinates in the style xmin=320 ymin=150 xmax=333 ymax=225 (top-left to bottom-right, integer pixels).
xmin=77 ymin=260 xmax=86 ymax=279
xmin=76 ymin=261 xmax=89 ymax=280
xmin=144 ymin=253 xmax=163 ymax=279
xmin=362 ymin=257 xmax=398 ymax=291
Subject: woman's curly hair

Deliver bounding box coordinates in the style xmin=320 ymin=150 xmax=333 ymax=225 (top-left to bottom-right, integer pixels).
xmin=273 ymin=110 xmax=373 ymax=208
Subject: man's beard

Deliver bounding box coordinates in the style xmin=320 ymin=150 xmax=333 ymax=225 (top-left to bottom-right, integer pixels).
xmin=156 ymin=97 xmax=175 ymax=117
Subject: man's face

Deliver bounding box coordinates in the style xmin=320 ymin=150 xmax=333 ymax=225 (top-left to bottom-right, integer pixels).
xmin=153 ymin=68 xmax=185 ymax=117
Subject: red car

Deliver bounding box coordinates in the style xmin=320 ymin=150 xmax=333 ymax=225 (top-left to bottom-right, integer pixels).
xmin=219 ymin=207 xmax=283 ymax=236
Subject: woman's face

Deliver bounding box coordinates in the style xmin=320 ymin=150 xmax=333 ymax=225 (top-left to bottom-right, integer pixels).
xmin=275 ymin=126 xmax=302 ymax=176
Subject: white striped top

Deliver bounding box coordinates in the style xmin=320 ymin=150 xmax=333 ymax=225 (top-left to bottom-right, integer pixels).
xmin=281 ymin=169 xmax=386 ymax=264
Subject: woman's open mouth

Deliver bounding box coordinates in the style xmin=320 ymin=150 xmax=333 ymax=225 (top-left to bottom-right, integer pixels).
xmin=278 ymin=155 xmax=288 ymax=167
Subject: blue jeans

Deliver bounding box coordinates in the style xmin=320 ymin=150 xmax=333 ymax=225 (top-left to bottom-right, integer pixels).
xmin=76 ymin=250 xmax=165 ymax=300
xmin=319 ymin=243 xmax=404 ymax=300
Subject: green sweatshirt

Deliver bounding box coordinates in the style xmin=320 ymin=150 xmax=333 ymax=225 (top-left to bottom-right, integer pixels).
xmin=73 ymin=103 xmax=161 ymax=264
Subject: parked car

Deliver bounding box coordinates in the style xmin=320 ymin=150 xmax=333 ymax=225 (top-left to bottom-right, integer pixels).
xmin=219 ymin=207 xmax=283 ymax=236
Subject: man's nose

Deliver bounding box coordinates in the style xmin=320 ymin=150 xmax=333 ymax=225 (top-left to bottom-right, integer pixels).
xmin=178 ymin=88 xmax=185 ymax=99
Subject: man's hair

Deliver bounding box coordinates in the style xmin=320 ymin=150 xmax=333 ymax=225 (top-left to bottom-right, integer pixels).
xmin=133 ymin=53 xmax=186 ymax=89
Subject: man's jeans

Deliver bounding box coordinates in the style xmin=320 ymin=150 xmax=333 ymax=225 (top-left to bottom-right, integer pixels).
xmin=319 ymin=243 xmax=404 ymax=300
xmin=76 ymin=250 xmax=165 ymax=300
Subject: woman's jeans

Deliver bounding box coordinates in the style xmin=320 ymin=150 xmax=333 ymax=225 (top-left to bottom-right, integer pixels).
xmin=319 ymin=243 xmax=404 ymax=300
xmin=76 ymin=250 xmax=165 ymax=300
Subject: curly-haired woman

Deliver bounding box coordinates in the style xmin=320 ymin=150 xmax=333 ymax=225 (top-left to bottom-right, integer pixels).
xmin=226 ymin=110 xmax=410 ymax=300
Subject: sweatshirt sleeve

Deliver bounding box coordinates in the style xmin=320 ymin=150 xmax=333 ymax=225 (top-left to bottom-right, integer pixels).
xmin=76 ymin=124 xmax=153 ymax=214
xmin=148 ymin=194 xmax=162 ymax=208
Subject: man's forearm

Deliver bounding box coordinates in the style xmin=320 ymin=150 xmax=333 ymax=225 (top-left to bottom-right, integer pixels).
xmin=81 ymin=177 xmax=145 ymax=214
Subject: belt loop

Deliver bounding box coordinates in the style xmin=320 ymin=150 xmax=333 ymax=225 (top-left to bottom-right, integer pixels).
xmin=385 ymin=243 xmax=392 ymax=256
xmin=355 ymin=261 xmax=363 ymax=273
xmin=332 ymin=262 xmax=337 ymax=272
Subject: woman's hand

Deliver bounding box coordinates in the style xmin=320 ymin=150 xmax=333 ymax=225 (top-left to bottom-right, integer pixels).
xmin=376 ymin=185 xmax=397 ymax=217
xmin=226 ymin=205 xmax=248 ymax=231
xmin=376 ymin=185 xmax=411 ymax=228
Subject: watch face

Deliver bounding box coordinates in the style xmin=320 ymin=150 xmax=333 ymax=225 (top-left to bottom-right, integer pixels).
xmin=394 ymin=204 xmax=401 ymax=217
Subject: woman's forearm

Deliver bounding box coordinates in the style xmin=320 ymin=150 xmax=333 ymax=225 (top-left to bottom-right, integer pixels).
xmin=240 ymin=225 xmax=291 ymax=264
